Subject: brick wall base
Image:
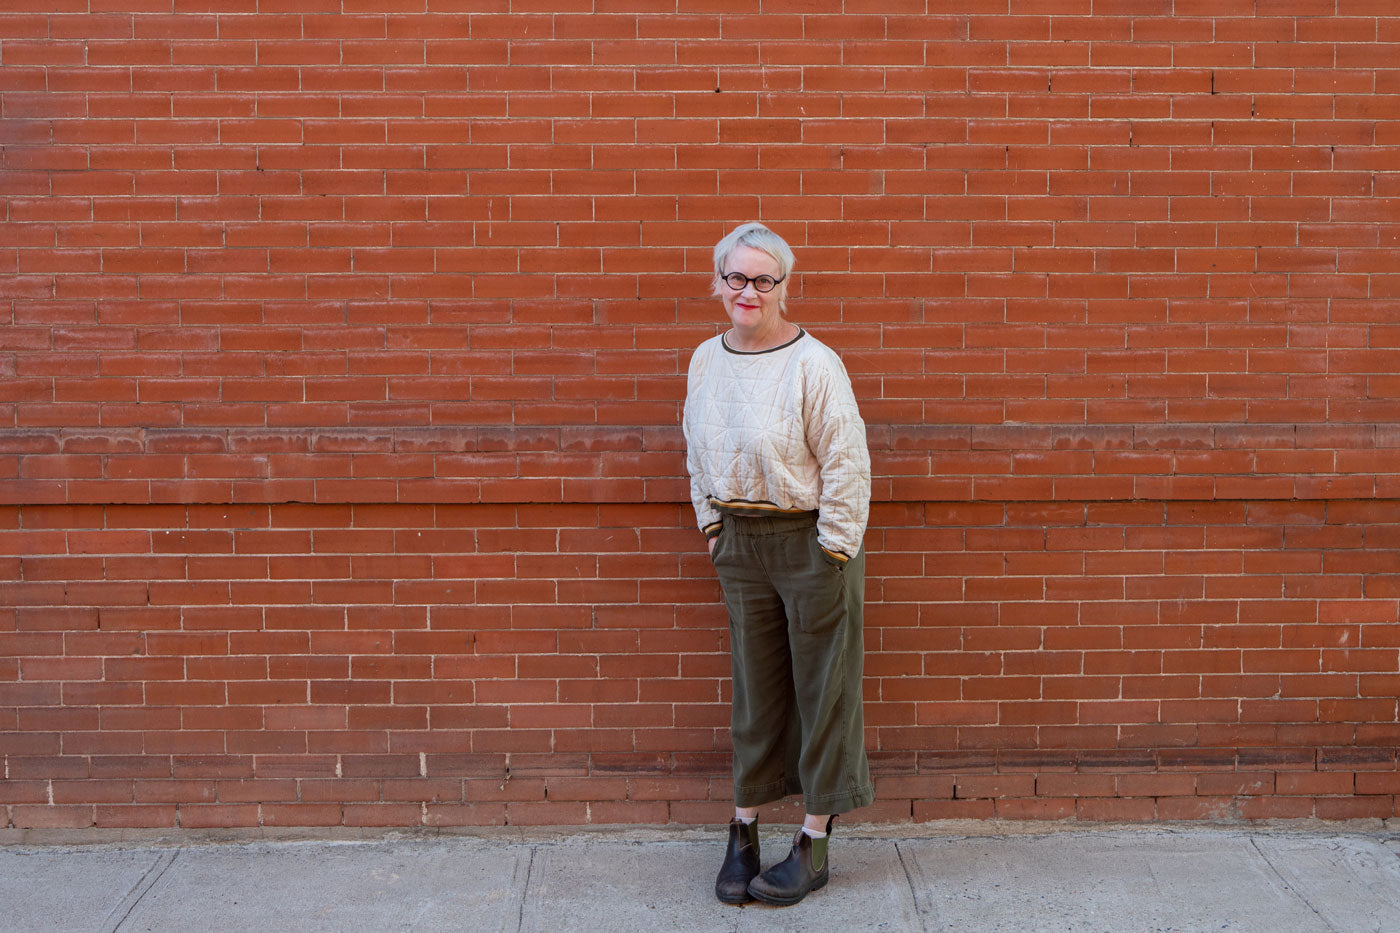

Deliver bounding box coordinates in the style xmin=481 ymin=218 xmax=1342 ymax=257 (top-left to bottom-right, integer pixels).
xmin=4 ymin=500 xmax=1397 ymax=829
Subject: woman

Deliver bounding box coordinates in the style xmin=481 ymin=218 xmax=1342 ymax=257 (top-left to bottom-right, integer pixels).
xmin=683 ymin=222 xmax=873 ymax=907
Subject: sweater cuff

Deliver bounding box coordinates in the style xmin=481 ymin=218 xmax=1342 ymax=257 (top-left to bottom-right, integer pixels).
xmin=703 ymin=521 xmax=723 ymax=540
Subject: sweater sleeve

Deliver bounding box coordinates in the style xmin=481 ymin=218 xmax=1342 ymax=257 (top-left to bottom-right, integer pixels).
xmin=802 ymin=347 xmax=871 ymax=561
xmin=683 ymin=344 xmax=723 ymax=539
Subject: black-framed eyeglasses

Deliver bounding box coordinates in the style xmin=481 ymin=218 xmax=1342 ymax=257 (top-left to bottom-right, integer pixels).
xmin=721 ymin=271 xmax=785 ymax=293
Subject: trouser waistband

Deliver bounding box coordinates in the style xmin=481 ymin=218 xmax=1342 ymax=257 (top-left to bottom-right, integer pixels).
xmin=717 ymin=511 xmax=818 ymax=535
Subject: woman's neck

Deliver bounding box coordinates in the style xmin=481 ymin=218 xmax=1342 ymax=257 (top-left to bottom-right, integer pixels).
xmin=726 ymin=320 xmax=800 ymax=353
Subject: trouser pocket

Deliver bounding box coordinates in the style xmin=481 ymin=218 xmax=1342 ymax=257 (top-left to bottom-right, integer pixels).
xmin=793 ymin=526 xmax=847 ymax=635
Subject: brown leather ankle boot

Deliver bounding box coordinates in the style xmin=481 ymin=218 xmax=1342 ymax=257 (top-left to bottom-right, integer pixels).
xmin=715 ymin=818 xmax=761 ymax=904
xmin=746 ymin=816 xmax=833 ymax=907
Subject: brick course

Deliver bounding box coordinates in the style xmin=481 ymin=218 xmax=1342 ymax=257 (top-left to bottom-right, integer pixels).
xmin=2 ymin=2 xmax=1398 ymax=828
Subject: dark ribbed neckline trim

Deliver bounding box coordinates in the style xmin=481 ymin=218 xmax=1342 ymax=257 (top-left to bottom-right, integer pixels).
xmin=721 ymin=327 xmax=805 ymax=355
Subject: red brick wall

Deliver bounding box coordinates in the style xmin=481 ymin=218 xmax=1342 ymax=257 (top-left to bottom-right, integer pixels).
xmin=3 ymin=2 xmax=1399 ymax=830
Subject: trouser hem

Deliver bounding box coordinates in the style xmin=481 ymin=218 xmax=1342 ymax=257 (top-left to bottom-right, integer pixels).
xmin=802 ymin=783 xmax=875 ymax=816
xmin=734 ymin=777 xmax=803 ymax=809
xmin=735 ymin=780 xmax=876 ymax=816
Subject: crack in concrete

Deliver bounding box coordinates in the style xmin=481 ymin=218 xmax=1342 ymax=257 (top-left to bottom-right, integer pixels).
xmin=512 ymin=847 xmax=536 ymax=933
xmin=895 ymin=841 xmax=934 ymax=932
xmin=1249 ymin=836 xmax=1339 ymax=933
xmin=104 ymin=848 xmax=179 ymax=933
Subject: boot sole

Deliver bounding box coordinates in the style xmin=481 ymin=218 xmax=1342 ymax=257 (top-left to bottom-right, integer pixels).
xmin=747 ymin=872 xmax=828 ymax=907
xmin=716 ymin=888 xmax=755 ymax=905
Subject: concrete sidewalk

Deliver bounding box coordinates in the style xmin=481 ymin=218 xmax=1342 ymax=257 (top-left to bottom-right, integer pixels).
xmin=4 ymin=824 xmax=1400 ymax=932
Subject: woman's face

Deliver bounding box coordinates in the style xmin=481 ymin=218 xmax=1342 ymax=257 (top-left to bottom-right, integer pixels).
xmin=717 ymin=245 xmax=786 ymax=342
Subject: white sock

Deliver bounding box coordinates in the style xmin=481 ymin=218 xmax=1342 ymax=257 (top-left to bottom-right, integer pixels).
xmin=801 ymin=825 xmax=827 ymax=839
xmin=736 ymin=813 xmax=756 ymax=824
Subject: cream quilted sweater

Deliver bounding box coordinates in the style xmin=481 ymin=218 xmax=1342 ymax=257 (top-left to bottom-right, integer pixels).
xmin=683 ymin=328 xmax=871 ymax=561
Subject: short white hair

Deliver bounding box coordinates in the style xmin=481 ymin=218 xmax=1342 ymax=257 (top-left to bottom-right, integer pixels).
xmin=712 ymin=222 xmax=796 ymax=284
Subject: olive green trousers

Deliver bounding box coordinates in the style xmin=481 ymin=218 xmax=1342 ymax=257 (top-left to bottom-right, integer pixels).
xmin=711 ymin=511 xmax=874 ymax=816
